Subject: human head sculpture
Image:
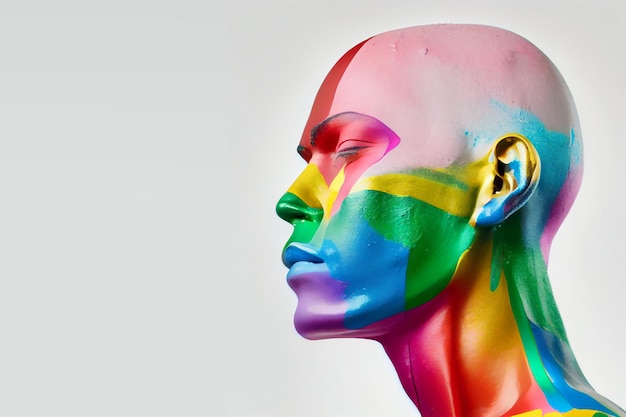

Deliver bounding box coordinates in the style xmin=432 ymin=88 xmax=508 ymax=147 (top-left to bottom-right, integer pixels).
xmin=276 ymin=24 xmax=624 ymax=417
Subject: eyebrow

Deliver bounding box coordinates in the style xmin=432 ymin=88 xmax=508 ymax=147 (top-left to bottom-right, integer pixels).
xmin=309 ymin=117 xmax=333 ymax=147
xmin=295 ymin=114 xmax=346 ymax=160
xmin=309 ymin=111 xmax=358 ymax=148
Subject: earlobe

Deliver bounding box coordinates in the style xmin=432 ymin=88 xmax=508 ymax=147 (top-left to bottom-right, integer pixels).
xmin=470 ymin=134 xmax=541 ymax=227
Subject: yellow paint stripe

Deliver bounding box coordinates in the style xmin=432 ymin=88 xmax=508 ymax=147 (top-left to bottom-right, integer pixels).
xmin=286 ymin=164 xmax=327 ymax=209
xmin=512 ymin=409 xmax=612 ymax=417
xmin=352 ymin=173 xmax=476 ymax=217
xmin=325 ymin=166 xmax=345 ymax=219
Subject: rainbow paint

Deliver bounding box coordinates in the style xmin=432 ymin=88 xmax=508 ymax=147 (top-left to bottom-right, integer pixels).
xmin=276 ymin=24 xmax=624 ymax=417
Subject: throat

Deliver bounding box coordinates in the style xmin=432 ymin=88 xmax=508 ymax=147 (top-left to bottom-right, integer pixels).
xmin=378 ymin=290 xmax=461 ymax=416
xmin=376 ymin=272 xmax=547 ymax=417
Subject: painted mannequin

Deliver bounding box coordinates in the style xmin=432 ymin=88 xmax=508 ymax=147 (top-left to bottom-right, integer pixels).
xmin=276 ymin=24 xmax=625 ymax=417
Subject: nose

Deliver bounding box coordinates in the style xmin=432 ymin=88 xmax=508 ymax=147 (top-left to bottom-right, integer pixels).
xmin=276 ymin=192 xmax=323 ymax=225
xmin=276 ymin=163 xmax=327 ymax=225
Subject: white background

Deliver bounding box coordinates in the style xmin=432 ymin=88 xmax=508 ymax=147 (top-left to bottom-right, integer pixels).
xmin=0 ymin=1 xmax=624 ymax=416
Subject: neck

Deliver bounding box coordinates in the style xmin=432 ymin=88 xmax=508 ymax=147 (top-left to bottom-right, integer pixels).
xmin=375 ymin=235 xmax=624 ymax=417
xmin=377 ymin=237 xmax=549 ymax=417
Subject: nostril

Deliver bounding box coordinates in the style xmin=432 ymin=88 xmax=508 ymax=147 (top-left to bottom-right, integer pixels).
xmin=276 ymin=192 xmax=323 ymax=224
xmin=276 ymin=201 xmax=305 ymax=221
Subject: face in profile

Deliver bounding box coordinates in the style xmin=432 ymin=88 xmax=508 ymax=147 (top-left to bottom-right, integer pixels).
xmin=276 ymin=24 xmax=580 ymax=341
xmin=277 ymin=110 xmax=481 ymax=339
xmin=275 ymin=25 xmax=626 ymax=417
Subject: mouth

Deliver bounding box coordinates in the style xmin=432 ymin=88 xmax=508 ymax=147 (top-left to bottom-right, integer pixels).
xmin=282 ymin=242 xmax=324 ymax=268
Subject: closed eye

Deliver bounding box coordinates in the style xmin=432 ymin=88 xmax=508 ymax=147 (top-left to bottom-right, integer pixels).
xmin=337 ymin=146 xmax=368 ymax=157
xmin=336 ymin=140 xmax=372 ymax=159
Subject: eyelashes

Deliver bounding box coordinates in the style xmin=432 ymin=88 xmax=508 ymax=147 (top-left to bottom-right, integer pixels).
xmin=336 ymin=146 xmax=368 ymax=159
xmin=297 ymin=140 xmax=375 ymax=163
xmin=336 ymin=140 xmax=373 ymax=160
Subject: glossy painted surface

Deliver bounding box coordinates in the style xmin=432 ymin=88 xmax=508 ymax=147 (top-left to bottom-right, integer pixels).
xmin=276 ymin=24 xmax=624 ymax=417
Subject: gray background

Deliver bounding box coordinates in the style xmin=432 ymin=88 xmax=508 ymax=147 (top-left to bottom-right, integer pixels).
xmin=0 ymin=1 xmax=624 ymax=416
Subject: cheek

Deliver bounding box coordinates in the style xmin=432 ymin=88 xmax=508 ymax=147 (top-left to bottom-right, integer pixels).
xmin=322 ymin=190 xmax=410 ymax=271
xmin=319 ymin=191 xmax=412 ymax=328
xmin=323 ymin=189 xmax=476 ymax=311
xmin=403 ymin=205 xmax=476 ymax=308
xmin=322 ymin=210 xmax=410 ymax=280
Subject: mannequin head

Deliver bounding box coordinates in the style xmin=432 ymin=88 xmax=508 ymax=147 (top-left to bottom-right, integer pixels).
xmin=276 ymin=24 xmax=582 ymax=340
xmin=276 ymin=24 xmax=581 ymax=339
xmin=275 ymin=24 xmax=626 ymax=417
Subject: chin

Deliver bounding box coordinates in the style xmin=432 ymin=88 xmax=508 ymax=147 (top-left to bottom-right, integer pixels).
xmin=292 ymin=305 xmax=350 ymax=340
xmin=293 ymin=305 xmax=406 ymax=340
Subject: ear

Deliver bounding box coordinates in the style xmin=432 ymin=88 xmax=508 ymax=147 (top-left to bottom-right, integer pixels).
xmin=470 ymin=134 xmax=541 ymax=227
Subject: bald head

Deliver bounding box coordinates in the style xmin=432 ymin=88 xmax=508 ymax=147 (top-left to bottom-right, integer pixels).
xmin=301 ymin=24 xmax=582 ymax=252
